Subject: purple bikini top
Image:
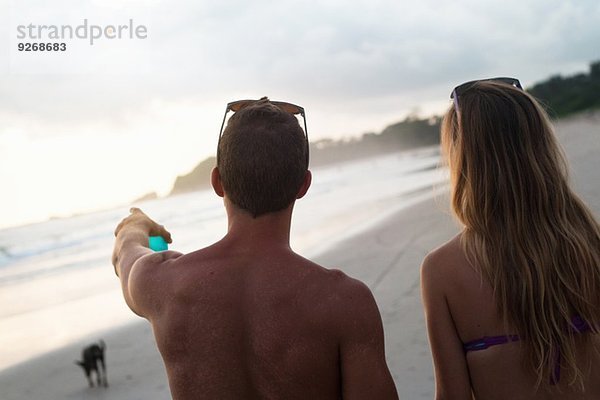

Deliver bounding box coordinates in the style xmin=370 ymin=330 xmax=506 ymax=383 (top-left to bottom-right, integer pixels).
xmin=463 ymin=316 xmax=591 ymax=352
xmin=463 ymin=316 xmax=592 ymax=384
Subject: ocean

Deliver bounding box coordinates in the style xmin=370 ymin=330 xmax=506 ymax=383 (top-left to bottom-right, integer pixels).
xmin=0 ymin=149 xmax=446 ymax=371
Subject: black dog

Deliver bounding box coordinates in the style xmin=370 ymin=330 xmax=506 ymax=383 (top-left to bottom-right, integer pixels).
xmin=75 ymin=340 xmax=108 ymax=388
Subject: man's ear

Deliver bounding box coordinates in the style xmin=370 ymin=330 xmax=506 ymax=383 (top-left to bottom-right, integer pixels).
xmin=211 ymin=167 xmax=224 ymax=198
xmin=296 ymin=170 xmax=312 ymax=199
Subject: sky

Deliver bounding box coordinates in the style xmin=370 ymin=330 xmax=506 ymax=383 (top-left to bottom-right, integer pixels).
xmin=0 ymin=0 xmax=599 ymax=229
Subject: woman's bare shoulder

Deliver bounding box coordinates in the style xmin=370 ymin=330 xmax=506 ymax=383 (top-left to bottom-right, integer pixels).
xmin=423 ymin=233 xmax=465 ymax=268
xmin=421 ymin=232 xmax=476 ymax=291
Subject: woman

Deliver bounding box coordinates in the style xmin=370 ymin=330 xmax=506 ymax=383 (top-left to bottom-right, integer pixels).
xmin=421 ymin=78 xmax=600 ymax=399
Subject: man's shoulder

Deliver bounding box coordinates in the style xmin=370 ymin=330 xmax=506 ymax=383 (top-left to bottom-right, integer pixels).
xmin=326 ymin=268 xmax=372 ymax=299
xmin=160 ymin=243 xmax=225 ymax=271
xmin=295 ymin=256 xmax=366 ymax=290
xmin=131 ymin=250 xmax=183 ymax=279
xmin=303 ymin=263 xmax=375 ymax=311
xmin=294 ymin=262 xmax=379 ymax=335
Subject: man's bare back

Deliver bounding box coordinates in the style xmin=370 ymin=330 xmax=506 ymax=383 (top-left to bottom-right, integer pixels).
xmin=113 ymin=208 xmax=398 ymax=400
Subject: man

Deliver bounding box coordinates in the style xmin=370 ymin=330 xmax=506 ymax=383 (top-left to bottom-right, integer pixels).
xmin=112 ymin=97 xmax=398 ymax=399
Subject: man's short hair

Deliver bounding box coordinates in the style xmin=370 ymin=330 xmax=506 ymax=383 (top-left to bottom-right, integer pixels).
xmin=217 ymin=97 xmax=308 ymax=217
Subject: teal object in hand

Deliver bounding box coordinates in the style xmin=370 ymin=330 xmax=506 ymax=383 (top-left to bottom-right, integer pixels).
xmin=148 ymin=236 xmax=168 ymax=251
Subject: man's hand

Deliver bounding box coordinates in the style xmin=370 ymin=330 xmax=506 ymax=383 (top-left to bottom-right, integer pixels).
xmin=114 ymin=207 xmax=173 ymax=243
xmin=111 ymin=207 xmax=172 ymax=275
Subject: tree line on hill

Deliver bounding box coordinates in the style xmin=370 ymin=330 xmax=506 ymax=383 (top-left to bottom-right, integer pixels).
xmin=528 ymin=60 xmax=600 ymax=118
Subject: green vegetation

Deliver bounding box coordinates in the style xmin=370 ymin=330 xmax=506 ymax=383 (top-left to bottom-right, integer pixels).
xmin=528 ymin=60 xmax=600 ymax=118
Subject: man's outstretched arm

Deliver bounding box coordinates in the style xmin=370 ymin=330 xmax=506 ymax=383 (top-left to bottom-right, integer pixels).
xmin=112 ymin=208 xmax=180 ymax=317
xmin=339 ymin=279 xmax=399 ymax=400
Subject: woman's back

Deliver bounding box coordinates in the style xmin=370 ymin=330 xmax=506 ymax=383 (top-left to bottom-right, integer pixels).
xmin=422 ymin=235 xmax=600 ymax=399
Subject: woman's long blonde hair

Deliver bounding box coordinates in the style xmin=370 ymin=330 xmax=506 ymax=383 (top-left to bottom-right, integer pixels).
xmin=442 ymin=81 xmax=600 ymax=389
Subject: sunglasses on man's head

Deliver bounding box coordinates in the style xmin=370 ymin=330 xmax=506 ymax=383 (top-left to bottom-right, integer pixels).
xmin=451 ymin=77 xmax=523 ymax=114
xmin=217 ymin=99 xmax=309 ymax=167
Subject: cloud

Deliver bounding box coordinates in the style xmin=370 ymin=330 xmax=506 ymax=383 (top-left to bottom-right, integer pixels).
xmin=1 ymin=0 xmax=599 ymax=133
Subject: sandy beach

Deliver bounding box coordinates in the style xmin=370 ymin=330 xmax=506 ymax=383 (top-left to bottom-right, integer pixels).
xmin=0 ymin=111 xmax=598 ymax=400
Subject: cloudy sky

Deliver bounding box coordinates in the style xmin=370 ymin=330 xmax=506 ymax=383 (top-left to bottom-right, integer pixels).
xmin=1 ymin=0 xmax=599 ymax=228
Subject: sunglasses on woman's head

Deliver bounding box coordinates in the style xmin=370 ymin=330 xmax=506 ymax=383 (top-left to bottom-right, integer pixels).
xmin=451 ymin=77 xmax=523 ymax=114
xmin=217 ymin=99 xmax=309 ymax=167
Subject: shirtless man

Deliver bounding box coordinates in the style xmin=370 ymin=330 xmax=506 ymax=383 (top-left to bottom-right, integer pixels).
xmin=112 ymin=98 xmax=398 ymax=399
